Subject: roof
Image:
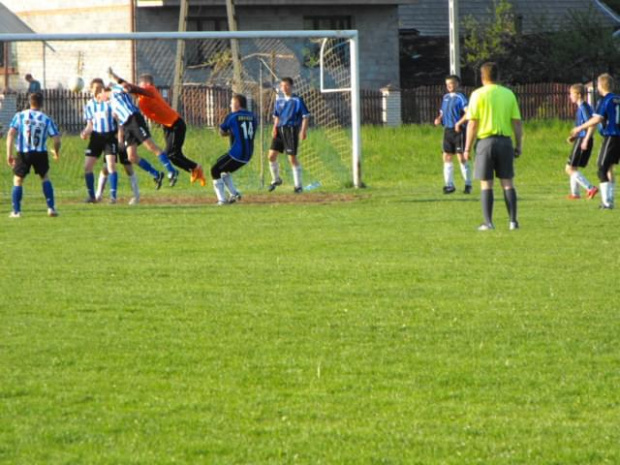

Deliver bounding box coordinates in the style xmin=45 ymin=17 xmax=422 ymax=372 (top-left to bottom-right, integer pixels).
xmin=0 ymin=1 xmax=35 ymax=34
xmin=138 ymin=0 xmax=414 ymax=6
xmin=399 ymin=0 xmax=617 ymax=35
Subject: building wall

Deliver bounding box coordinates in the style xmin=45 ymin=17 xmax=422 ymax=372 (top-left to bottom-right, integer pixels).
xmin=136 ymin=4 xmax=401 ymax=90
xmin=2 ymin=0 xmax=134 ymax=91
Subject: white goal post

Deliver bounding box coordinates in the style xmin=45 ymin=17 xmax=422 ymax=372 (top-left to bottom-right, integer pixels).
xmin=0 ymin=30 xmax=363 ymax=189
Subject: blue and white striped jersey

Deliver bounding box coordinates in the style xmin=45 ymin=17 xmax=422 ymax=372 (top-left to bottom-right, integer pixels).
xmin=273 ymin=93 xmax=310 ymax=127
xmin=9 ymin=109 xmax=60 ymax=153
xmin=84 ymin=98 xmax=117 ymax=133
xmin=108 ymin=86 xmax=139 ymax=125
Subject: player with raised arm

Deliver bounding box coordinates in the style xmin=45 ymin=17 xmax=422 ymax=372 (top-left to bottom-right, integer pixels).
xmin=565 ymin=84 xmax=598 ymax=200
xmin=109 ymin=69 xmax=206 ymax=187
xmin=571 ymin=73 xmax=620 ymax=209
xmin=434 ymin=75 xmax=472 ymax=194
xmin=102 ymin=80 xmax=167 ymax=190
xmin=267 ymin=77 xmax=310 ymax=193
xmin=6 ymin=92 xmax=61 ymax=218
xmin=81 ymin=78 xmax=120 ymax=203
xmin=211 ymin=94 xmax=257 ymax=205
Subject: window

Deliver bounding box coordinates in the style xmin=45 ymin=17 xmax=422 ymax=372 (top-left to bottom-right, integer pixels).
xmin=186 ymin=17 xmax=229 ymax=68
xmin=303 ymin=16 xmax=352 ymax=31
xmin=303 ymin=16 xmax=352 ymax=67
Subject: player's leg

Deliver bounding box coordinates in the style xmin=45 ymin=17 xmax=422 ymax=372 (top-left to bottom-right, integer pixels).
xmin=285 ymin=127 xmax=303 ymax=193
xmin=456 ymin=152 xmax=472 ymax=194
xmin=165 ymin=119 xmax=204 ymax=186
xmin=105 ymin=154 xmax=118 ymax=203
xmin=96 ymin=165 xmax=109 ymax=202
xmin=127 ymin=142 xmax=163 ymax=190
xmin=211 ymin=154 xmax=234 ymax=204
xmin=119 ymin=148 xmax=139 ymax=205
xmin=142 ymin=137 xmax=178 ymax=185
xmin=596 ymin=138 xmax=614 ymax=208
xmin=495 ymin=138 xmax=518 ymax=229
xmin=268 ymin=128 xmax=284 ymax=191
xmin=10 ymin=175 xmax=25 ymax=218
xmin=32 ymin=153 xmax=57 ymax=216
xmin=442 ymin=153 xmax=456 ymax=193
xmin=474 ymin=139 xmax=496 ymax=230
xmin=289 ymin=154 xmax=303 ymax=193
xmin=84 ymin=155 xmax=98 ymax=202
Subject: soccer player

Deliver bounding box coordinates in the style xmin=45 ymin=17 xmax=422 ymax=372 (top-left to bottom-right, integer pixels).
xmin=81 ymin=78 xmax=119 ymax=203
xmin=6 ymin=92 xmax=61 ymax=218
xmin=211 ymin=94 xmax=257 ymax=205
xmin=95 ymin=145 xmax=141 ymax=205
xmin=109 ymin=69 xmax=206 ymax=186
xmin=434 ymin=75 xmax=472 ymax=194
xmin=102 ymin=81 xmax=168 ymax=189
xmin=571 ymin=73 xmax=620 ymax=209
xmin=464 ymin=62 xmax=523 ymax=230
xmin=565 ymin=83 xmax=597 ymax=200
xmin=267 ymin=77 xmax=310 ymax=193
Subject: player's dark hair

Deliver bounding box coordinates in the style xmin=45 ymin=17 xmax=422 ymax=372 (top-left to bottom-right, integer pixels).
xmin=480 ymin=62 xmax=499 ymax=82
xmin=90 ymin=78 xmax=104 ymax=87
xmin=232 ymin=93 xmax=247 ymax=109
xmin=446 ymin=74 xmax=461 ymax=84
xmin=139 ymin=74 xmax=154 ymax=85
xmin=281 ymin=77 xmax=294 ymax=86
xmin=29 ymin=92 xmax=43 ymax=108
xmin=25 ymin=73 xmax=33 ymax=80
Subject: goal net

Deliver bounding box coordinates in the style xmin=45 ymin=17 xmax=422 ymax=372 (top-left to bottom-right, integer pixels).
xmin=0 ymin=31 xmax=361 ymax=201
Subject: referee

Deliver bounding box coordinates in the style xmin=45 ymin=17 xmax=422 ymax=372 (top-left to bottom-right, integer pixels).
xmin=464 ymin=62 xmax=523 ymax=231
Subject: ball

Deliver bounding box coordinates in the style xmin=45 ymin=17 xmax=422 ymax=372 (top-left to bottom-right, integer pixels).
xmin=68 ymin=76 xmax=85 ymax=93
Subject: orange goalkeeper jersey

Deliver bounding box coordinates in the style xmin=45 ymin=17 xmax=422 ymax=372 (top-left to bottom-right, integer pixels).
xmin=137 ymin=84 xmax=180 ymax=128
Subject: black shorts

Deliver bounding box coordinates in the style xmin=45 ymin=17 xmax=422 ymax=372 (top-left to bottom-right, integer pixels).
xmin=164 ymin=118 xmax=185 ymax=157
xmin=117 ymin=146 xmax=131 ymax=166
xmin=270 ymin=126 xmax=300 ymax=156
xmin=474 ymin=136 xmax=515 ymax=181
xmin=86 ymin=131 xmax=118 ymax=158
xmin=211 ymin=153 xmax=247 ymax=179
xmin=597 ymin=136 xmax=620 ymax=169
xmin=567 ymin=137 xmax=593 ymax=168
xmin=13 ymin=151 xmax=49 ymax=178
xmin=443 ymin=128 xmax=465 ymax=154
xmin=123 ymin=113 xmax=151 ymax=147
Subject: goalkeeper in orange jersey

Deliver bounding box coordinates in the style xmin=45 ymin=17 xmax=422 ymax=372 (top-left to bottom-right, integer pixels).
xmin=108 ymin=68 xmax=206 ymax=186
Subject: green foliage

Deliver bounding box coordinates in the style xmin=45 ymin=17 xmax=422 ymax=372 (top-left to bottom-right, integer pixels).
xmin=2 ymin=123 xmax=620 ymax=463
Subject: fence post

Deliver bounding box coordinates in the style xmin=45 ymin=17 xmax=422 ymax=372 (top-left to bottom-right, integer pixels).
xmin=381 ymin=84 xmax=402 ymax=127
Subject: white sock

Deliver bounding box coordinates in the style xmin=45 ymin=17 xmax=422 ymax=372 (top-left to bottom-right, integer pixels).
xmin=570 ymin=172 xmax=580 ymax=196
xmin=213 ymin=179 xmax=227 ymax=203
xmin=293 ymin=165 xmax=302 ymax=189
xmin=610 ymin=181 xmax=616 ymax=206
xmin=460 ymin=161 xmax=471 ymax=186
xmin=269 ymin=161 xmax=280 ymax=182
xmin=600 ymin=182 xmax=610 ymax=206
xmin=443 ymin=162 xmax=454 ymax=187
xmin=574 ymin=171 xmax=591 ymax=190
xmin=129 ymin=173 xmax=140 ymax=199
xmin=222 ymin=173 xmax=238 ymax=196
xmin=96 ymin=173 xmax=107 ymax=199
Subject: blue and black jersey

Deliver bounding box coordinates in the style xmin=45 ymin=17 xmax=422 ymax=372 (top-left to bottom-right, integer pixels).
xmin=440 ymin=92 xmax=468 ymax=128
xmin=595 ymin=93 xmax=620 ymax=137
xmin=575 ymin=101 xmax=593 ymax=139
xmin=220 ymin=110 xmax=258 ymax=163
xmin=273 ymin=94 xmax=310 ymax=127
xmin=9 ymin=109 xmax=59 ymax=153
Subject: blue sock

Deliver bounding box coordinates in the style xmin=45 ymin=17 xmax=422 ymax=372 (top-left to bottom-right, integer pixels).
xmin=109 ymin=172 xmax=118 ymax=200
xmin=138 ymin=158 xmax=159 ymax=178
xmin=157 ymin=152 xmax=176 ymax=174
xmin=85 ymin=172 xmax=95 ymax=199
xmin=12 ymin=185 xmax=23 ymax=213
xmin=42 ymin=180 xmax=55 ymax=209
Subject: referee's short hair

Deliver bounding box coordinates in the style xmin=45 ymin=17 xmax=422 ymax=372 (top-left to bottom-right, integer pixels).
xmin=281 ymin=77 xmax=294 ymax=86
xmin=29 ymin=92 xmax=43 ymax=108
xmin=446 ymin=74 xmax=461 ymax=84
xmin=232 ymin=93 xmax=247 ymax=109
xmin=480 ymin=62 xmax=499 ymax=82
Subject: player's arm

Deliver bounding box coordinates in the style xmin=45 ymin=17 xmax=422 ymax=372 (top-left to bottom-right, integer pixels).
xmin=117 ymin=125 xmax=124 ymax=145
xmin=81 ymin=120 xmax=93 ymax=140
xmin=300 ymin=115 xmax=309 ymax=140
xmin=6 ymin=128 xmax=16 ymax=167
xmin=582 ymin=126 xmax=595 ymax=150
xmin=454 ymin=111 xmax=468 ymax=133
xmin=512 ymin=119 xmax=523 ymax=157
xmin=124 ymin=83 xmax=155 ymax=97
xmin=51 ymin=135 xmax=61 ymax=161
xmin=571 ymin=115 xmax=604 ymax=138
xmin=463 ymin=119 xmax=478 ymax=162
xmin=272 ymin=116 xmax=279 ymax=137
xmin=434 ymin=110 xmax=443 ymax=126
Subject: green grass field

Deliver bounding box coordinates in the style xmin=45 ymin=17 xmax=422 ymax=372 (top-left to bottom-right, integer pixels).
xmin=1 ymin=121 xmax=619 ymax=464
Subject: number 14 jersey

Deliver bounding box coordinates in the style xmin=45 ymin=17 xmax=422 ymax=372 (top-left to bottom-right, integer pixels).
xmin=220 ymin=110 xmax=258 ymax=163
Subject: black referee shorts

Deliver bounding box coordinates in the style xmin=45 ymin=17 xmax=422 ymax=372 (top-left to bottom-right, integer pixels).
xmin=474 ymin=136 xmax=515 ymax=181
xmin=270 ymin=126 xmax=300 ymax=156
xmin=13 ymin=151 xmax=49 ymax=178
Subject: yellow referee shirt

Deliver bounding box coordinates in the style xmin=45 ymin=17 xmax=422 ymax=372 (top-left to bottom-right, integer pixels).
xmin=467 ymin=84 xmax=521 ymax=139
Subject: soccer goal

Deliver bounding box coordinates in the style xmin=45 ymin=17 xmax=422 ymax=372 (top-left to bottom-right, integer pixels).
xmin=0 ymin=31 xmax=362 ymax=198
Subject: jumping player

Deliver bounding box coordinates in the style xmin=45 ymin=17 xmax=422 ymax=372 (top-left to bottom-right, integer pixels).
xmin=102 ymin=80 xmax=168 ymax=189
xmin=6 ymin=92 xmax=61 ymax=218
xmin=565 ymin=83 xmax=597 ymax=200
xmin=267 ymin=77 xmax=310 ymax=193
xmin=108 ymin=69 xmax=206 ymax=186
xmin=571 ymin=73 xmax=620 ymax=209
xmin=434 ymin=75 xmax=472 ymax=194
xmin=211 ymin=94 xmax=257 ymax=205
xmin=81 ymin=78 xmax=120 ymax=203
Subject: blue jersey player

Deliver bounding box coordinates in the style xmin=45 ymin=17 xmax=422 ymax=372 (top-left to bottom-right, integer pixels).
xmin=6 ymin=92 xmax=61 ymax=218
xmin=211 ymin=94 xmax=257 ymax=205
xmin=434 ymin=75 xmax=472 ymax=194
xmin=267 ymin=77 xmax=310 ymax=193
xmin=571 ymin=73 xmax=620 ymax=209
xmin=565 ymin=84 xmax=597 ymax=200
